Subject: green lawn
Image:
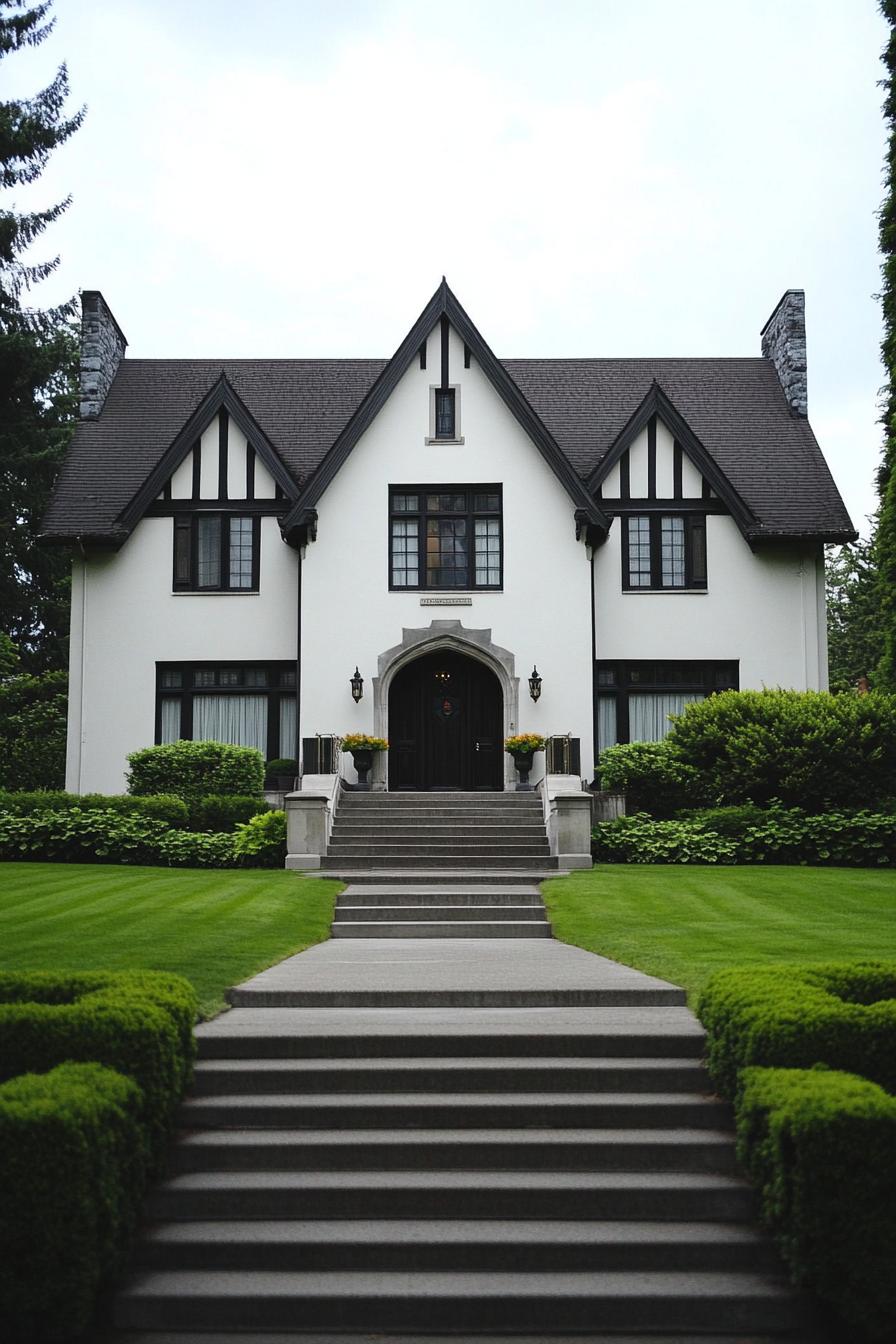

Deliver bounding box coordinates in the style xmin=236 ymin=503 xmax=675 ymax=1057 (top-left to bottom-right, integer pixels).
xmin=543 ymin=865 xmax=896 ymax=1003
xmin=0 ymin=863 xmax=339 ymax=1017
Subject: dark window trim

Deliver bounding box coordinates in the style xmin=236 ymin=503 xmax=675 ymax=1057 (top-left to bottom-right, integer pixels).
xmin=434 ymin=388 xmax=456 ymax=439
xmin=621 ymin=513 xmax=708 ymax=591
xmin=388 ymin=484 xmax=503 ymax=592
xmin=155 ymin=661 xmax=297 ymax=762
xmin=171 ymin=513 xmax=261 ymax=593
xmin=595 ymin=659 xmax=739 ymax=747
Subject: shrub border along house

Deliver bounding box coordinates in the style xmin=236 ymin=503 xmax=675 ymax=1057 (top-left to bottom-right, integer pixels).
xmin=697 ymin=962 xmax=896 ymax=1342
xmin=0 ymin=973 xmax=198 ymax=1343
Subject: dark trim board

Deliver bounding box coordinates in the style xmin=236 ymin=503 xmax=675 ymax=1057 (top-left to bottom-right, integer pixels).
xmin=146 ymin=499 xmax=286 ymax=517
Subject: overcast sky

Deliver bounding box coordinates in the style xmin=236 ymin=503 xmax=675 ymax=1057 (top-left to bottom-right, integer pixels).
xmin=9 ymin=0 xmax=890 ymax=535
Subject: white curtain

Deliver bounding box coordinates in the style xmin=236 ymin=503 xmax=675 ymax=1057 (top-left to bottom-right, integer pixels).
xmin=629 ymin=692 xmax=704 ymax=743
xmin=279 ymin=697 xmax=297 ymax=759
xmin=160 ymin=697 xmax=181 ymax=744
xmin=597 ymin=697 xmax=618 ymax=752
xmin=194 ymin=694 xmax=267 ymax=753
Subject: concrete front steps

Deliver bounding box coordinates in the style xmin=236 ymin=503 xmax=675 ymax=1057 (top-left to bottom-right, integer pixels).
xmin=321 ymin=791 xmax=557 ymax=875
xmin=333 ymin=879 xmax=551 ymax=938
xmin=111 ymin=1005 xmax=816 ymax=1340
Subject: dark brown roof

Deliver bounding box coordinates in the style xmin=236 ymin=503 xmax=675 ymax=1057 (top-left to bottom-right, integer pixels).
xmin=42 ymin=352 xmax=855 ymax=544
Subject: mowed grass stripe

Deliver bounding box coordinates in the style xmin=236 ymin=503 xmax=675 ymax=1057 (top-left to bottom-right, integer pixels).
xmin=0 ymin=863 xmax=338 ymax=1017
xmin=544 ymin=865 xmax=896 ymax=1002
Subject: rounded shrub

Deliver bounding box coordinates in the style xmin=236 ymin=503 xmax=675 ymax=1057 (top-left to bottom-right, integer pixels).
xmin=596 ymin=740 xmax=710 ymax=817
xmin=126 ymin=740 xmax=265 ymax=806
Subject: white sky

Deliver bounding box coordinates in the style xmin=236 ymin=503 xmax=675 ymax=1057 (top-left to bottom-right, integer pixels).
xmin=7 ymin=0 xmax=889 ymax=535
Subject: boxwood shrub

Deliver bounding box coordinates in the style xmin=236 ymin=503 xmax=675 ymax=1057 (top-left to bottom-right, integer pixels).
xmin=127 ymin=740 xmax=265 ymax=806
xmin=0 ymin=1062 xmax=147 ymax=1343
xmin=0 ymin=971 xmax=197 ymax=1159
xmin=736 ymin=1066 xmax=896 ymax=1342
xmin=189 ymin=793 xmax=271 ymax=832
xmin=668 ymin=688 xmax=896 ymax=811
xmin=596 ymin=740 xmax=710 ymax=817
xmin=697 ymin=962 xmax=896 ymax=1100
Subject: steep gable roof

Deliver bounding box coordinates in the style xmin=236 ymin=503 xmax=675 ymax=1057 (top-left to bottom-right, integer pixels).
xmin=280 ymin=279 xmax=609 ymax=545
xmin=41 ymin=290 xmax=857 ymax=547
xmin=586 ymin=381 xmax=757 ymax=536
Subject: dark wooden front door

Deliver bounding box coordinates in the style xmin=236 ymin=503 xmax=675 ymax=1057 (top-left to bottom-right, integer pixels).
xmin=388 ymin=652 xmax=502 ymax=791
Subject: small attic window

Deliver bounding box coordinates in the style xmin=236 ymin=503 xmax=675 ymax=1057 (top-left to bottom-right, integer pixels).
xmin=435 ymin=389 xmax=455 ymax=438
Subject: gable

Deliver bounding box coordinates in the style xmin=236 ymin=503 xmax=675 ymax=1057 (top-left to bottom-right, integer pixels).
xmin=116 ymin=375 xmax=298 ymax=537
xmin=588 ymin=383 xmax=756 ymax=537
xmin=280 ymin=279 xmax=609 ymax=548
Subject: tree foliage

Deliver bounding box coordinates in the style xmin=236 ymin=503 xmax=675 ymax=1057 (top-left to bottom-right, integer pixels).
xmin=877 ymin=1 xmax=896 ymax=688
xmin=0 ymin=1 xmax=83 ymax=672
xmin=825 ymin=539 xmax=883 ymax=692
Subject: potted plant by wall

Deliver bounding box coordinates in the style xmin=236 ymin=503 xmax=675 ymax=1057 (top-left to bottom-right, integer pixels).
xmin=265 ymin=758 xmax=297 ymax=790
xmin=504 ymin=733 xmax=546 ymax=791
xmin=341 ymin=734 xmax=389 ymax=790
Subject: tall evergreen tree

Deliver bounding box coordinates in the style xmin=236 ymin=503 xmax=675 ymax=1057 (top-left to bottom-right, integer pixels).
xmin=876 ymin=1 xmax=896 ymax=688
xmin=826 ymin=539 xmax=883 ymax=692
xmin=0 ymin=0 xmax=83 ymax=671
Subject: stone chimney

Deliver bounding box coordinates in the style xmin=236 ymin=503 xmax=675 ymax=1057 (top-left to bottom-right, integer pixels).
xmin=760 ymin=289 xmax=807 ymax=417
xmin=80 ymin=290 xmax=127 ymax=419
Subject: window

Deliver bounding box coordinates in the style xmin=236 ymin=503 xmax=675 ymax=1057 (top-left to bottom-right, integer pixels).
xmin=156 ymin=663 xmax=297 ymax=760
xmin=596 ymin=659 xmax=738 ymax=750
xmin=622 ymin=514 xmax=707 ymax=590
xmin=173 ymin=514 xmax=260 ymax=592
xmin=389 ymin=487 xmax=502 ymax=590
xmin=434 ymin=389 xmax=455 ymax=438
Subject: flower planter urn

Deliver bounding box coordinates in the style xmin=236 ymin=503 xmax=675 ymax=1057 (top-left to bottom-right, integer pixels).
xmin=511 ymin=750 xmax=535 ymax=791
xmin=350 ymin=748 xmax=374 ymax=790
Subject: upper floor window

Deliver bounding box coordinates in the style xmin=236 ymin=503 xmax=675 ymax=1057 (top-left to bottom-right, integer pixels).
xmin=390 ymin=486 xmax=502 ymax=590
xmin=434 ymin=389 xmax=456 ymax=438
xmin=173 ymin=514 xmax=260 ymax=592
xmin=623 ymin=514 xmax=706 ymax=591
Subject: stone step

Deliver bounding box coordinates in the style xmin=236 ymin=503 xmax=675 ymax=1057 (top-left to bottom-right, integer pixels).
xmin=111 ymin=1332 xmax=816 ymax=1344
xmin=168 ymin=1126 xmax=738 ymax=1176
xmin=136 ymin=1218 xmax=779 ymax=1274
xmin=179 ymin=1092 xmax=731 ymax=1131
xmin=330 ymin=826 xmax=550 ymax=840
xmin=196 ymin=1007 xmax=705 ymax=1059
xmin=113 ymin=1267 xmax=809 ymax=1334
xmin=339 ymin=793 xmax=542 ymax=805
xmin=330 ymin=919 xmax=554 ymax=939
xmin=321 ymin=855 xmax=559 ymax=870
xmin=333 ymin=903 xmax=546 ymax=922
xmin=190 ymin=1056 xmax=712 ymax=1094
xmin=336 ymin=887 xmax=543 ymax=905
xmin=226 ymin=986 xmax=687 ymax=1007
xmin=144 ymin=1169 xmax=758 ymax=1224
xmin=326 ymin=842 xmax=552 ymax=855
xmin=324 ymin=867 xmax=561 ymax=882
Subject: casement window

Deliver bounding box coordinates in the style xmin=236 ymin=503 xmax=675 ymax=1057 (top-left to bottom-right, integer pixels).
xmin=390 ymin=486 xmax=502 ymax=590
xmin=434 ymin=388 xmax=456 ymax=438
xmin=596 ymin=659 xmax=738 ymax=751
xmin=622 ymin=514 xmax=707 ymax=591
xmin=173 ymin=514 xmax=260 ymax=592
xmin=156 ymin=663 xmax=297 ymax=760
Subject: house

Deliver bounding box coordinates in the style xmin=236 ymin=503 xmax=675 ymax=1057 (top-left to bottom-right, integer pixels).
xmin=42 ymin=280 xmax=855 ymax=804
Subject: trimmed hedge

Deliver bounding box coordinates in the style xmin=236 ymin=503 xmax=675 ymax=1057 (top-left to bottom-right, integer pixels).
xmin=736 ymin=1066 xmax=896 ymax=1342
xmin=0 ymin=1062 xmax=147 ymax=1343
xmin=0 ymin=807 xmax=239 ymax=867
xmin=189 ymin=793 xmax=271 ymax=832
xmin=0 ymin=789 xmax=189 ymax=826
xmin=697 ymin=962 xmax=896 ymax=1100
xmin=668 ymin=688 xmax=896 ymax=811
xmin=591 ymin=805 xmax=896 ymax=867
xmin=596 ymin=740 xmax=709 ymax=818
xmin=0 ymin=971 xmax=197 ymax=1159
xmin=127 ymin=739 xmax=265 ymax=805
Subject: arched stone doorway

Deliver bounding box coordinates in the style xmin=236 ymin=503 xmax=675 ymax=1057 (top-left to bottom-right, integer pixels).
xmin=371 ymin=621 xmax=520 ymax=791
xmin=388 ymin=650 xmax=502 ymax=790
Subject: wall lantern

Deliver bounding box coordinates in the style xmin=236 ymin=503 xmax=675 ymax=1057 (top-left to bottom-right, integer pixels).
xmin=350 ymin=667 xmax=364 ymax=702
xmin=528 ymin=666 xmax=542 ymax=701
